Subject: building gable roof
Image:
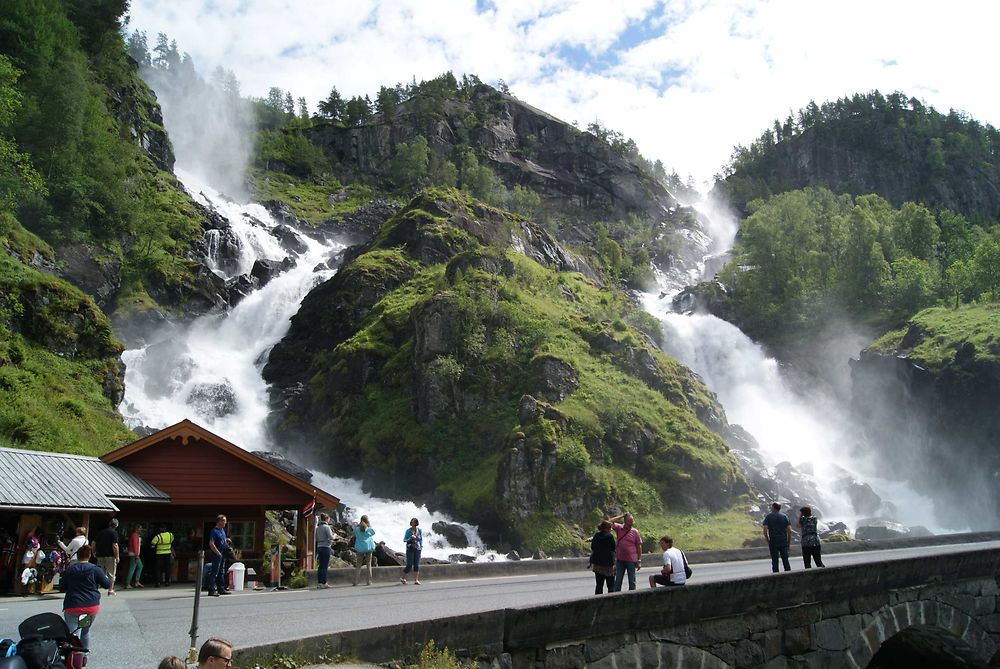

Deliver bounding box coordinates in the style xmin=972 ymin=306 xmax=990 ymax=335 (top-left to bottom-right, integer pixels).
xmin=0 ymin=447 xmax=170 ymax=512
xmin=101 ymin=419 xmax=339 ymax=509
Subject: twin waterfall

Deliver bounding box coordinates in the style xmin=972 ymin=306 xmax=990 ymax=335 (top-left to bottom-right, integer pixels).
xmin=120 ymin=172 xmax=942 ymax=558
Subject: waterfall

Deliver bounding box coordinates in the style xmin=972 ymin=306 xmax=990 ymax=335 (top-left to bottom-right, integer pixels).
xmin=641 ymin=198 xmax=949 ymax=533
xmin=120 ymin=169 xmax=498 ymax=560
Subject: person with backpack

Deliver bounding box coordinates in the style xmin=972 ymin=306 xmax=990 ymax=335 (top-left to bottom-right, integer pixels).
xmin=150 ymin=525 xmax=174 ymax=587
xmin=400 ymin=518 xmax=422 ymax=585
xmin=608 ymin=512 xmax=642 ymax=591
xmin=58 ymin=527 xmax=88 ymax=564
xmin=61 ymin=545 xmax=109 ymax=650
xmin=649 ymin=535 xmax=687 ymax=587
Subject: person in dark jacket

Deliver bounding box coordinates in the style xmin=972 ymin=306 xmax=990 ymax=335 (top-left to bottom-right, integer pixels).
xmin=61 ymin=545 xmax=110 ymax=650
xmin=589 ymin=520 xmax=616 ymax=595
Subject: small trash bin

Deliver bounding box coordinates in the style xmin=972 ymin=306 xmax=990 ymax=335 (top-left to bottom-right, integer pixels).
xmin=228 ymin=562 xmax=246 ymax=591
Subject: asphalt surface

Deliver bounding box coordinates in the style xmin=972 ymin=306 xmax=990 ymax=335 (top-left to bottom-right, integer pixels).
xmin=2 ymin=539 xmax=997 ymax=668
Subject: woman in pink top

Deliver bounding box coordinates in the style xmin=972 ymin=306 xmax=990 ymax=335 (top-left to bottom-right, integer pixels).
xmin=608 ymin=512 xmax=642 ymax=591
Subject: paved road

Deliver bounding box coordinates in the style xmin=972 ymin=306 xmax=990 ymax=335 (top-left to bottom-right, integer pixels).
xmin=2 ymin=540 xmax=997 ymax=668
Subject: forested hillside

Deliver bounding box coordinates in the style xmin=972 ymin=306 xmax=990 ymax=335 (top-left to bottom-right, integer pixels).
xmin=692 ymin=92 xmax=1000 ymax=361
xmin=707 ymin=187 xmax=1000 ymax=352
xmin=716 ymin=91 xmax=1000 ymax=224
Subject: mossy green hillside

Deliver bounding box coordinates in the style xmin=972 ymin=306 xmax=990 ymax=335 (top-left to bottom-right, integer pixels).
xmin=0 ymin=239 xmax=134 ymax=455
xmin=870 ymin=302 xmax=1000 ymax=370
xmin=248 ymin=168 xmax=378 ymax=225
xmin=282 ymin=189 xmax=745 ymax=550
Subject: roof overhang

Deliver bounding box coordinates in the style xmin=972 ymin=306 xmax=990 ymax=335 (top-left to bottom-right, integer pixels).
xmin=102 ymin=419 xmax=340 ymax=509
xmin=0 ymin=504 xmax=119 ymax=513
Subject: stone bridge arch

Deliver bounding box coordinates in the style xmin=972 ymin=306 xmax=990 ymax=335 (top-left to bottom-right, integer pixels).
xmin=582 ymin=641 xmax=731 ymax=669
xmin=847 ymin=599 xmax=998 ymax=668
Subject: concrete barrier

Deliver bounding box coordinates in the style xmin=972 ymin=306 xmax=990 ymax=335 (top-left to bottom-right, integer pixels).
xmin=236 ymin=536 xmax=1000 ymax=667
xmin=315 ymin=530 xmax=1000 ymax=585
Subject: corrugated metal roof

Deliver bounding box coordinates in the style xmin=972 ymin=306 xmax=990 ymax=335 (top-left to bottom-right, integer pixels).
xmin=0 ymin=447 xmax=170 ymax=512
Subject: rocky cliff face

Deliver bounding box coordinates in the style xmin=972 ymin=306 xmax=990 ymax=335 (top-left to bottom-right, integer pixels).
xmin=307 ymin=85 xmax=687 ymax=235
xmin=264 ymin=188 xmax=746 ymax=552
xmin=106 ymin=64 xmax=176 ymax=173
xmin=716 ymin=118 xmax=1000 ymax=221
xmin=850 ymin=307 xmax=1000 ymax=528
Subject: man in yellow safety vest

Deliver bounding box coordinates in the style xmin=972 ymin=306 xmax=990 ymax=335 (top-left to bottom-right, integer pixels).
xmin=150 ymin=525 xmax=174 ymax=587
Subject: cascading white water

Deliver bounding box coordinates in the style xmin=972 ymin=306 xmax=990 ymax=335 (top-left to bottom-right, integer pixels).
xmin=120 ymin=169 xmax=499 ymax=559
xmin=121 ymin=169 xmax=329 ymax=448
xmin=642 ymin=198 xmax=947 ymax=531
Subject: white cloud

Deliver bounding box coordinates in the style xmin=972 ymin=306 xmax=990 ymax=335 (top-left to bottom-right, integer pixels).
xmin=127 ymin=0 xmax=1000 ymax=184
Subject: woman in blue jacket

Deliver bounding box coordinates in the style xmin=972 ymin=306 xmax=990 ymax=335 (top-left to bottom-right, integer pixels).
xmin=61 ymin=545 xmax=110 ymax=650
xmin=352 ymin=515 xmax=376 ymax=586
xmin=400 ymin=518 xmax=422 ymax=585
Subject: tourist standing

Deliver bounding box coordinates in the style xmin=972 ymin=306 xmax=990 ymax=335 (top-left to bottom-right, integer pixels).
xmin=762 ymin=502 xmax=792 ymax=573
xmin=150 ymin=524 xmax=174 ymax=587
xmin=798 ymin=506 xmax=825 ymax=568
xmin=649 ymin=535 xmax=686 ymax=587
xmin=92 ymin=519 xmax=120 ymax=595
xmin=125 ymin=524 xmax=144 ymax=588
xmin=207 ymin=514 xmax=230 ymax=596
xmin=58 ymin=526 xmax=88 ymax=564
xmin=589 ymin=520 xmax=616 ymax=595
xmin=608 ymin=512 xmax=642 ymax=591
xmin=315 ymin=513 xmax=334 ymax=589
xmin=60 ymin=545 xmax=109 ymax=650
xmin=352 ymin=515 xmax=375 ymax=586
xmin=400 ymin=518 xmax=422 ymax=585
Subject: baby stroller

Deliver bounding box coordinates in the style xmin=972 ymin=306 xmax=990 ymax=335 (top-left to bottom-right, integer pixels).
xmin=0 ymin=612 xmax=88 ymax=669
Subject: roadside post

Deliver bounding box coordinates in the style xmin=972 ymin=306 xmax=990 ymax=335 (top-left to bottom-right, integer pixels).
xmin=187 ymin=549 xmax=205 ymax=664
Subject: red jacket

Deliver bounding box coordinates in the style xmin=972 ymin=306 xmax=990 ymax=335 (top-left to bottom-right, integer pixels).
xmin=128 ymin=531 xmax=140 ymax=556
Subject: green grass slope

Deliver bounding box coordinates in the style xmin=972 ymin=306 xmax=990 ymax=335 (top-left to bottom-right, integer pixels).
xmin=0 ymin=217 xmax=135 ymax=454
xmin=267 ymin=188 xmax=749 ymax=552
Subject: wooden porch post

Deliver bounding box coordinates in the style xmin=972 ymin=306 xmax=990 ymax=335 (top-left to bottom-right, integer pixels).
xmin=295 ymin=511 xmax=306 ymax=571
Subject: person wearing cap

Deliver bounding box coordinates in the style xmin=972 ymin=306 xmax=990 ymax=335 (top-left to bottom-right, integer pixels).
xmin=92 ymin=518 xmax=120 ymax=595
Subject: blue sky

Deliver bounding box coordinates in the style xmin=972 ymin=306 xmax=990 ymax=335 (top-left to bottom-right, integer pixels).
xmin=127 ymin=0 xmax=1000 ymax=185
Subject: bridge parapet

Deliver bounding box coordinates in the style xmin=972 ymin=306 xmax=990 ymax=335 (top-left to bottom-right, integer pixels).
xmin=236 ymin=547 xmax=1000 ymax=668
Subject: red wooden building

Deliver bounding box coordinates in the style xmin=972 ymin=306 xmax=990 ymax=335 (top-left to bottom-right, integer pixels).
xmin=100 ymin=419 xmax=339 ymax=582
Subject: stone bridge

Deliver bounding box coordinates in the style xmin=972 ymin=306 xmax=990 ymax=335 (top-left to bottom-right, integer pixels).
xmin=238 ymin=545 xmax=1000 ymax=668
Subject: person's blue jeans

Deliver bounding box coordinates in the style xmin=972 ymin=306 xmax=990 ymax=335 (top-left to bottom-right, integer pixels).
xmin=613 ymin=559 xmax=637 ymax=591
xmin=316 ymin=546 xmax=332 ymax=584
xmin=63 ymin=611 xmax=94 ymax=650
xmin=209 ymin=552 xmax=226 ymax=592
xmin=769 ymin=544 xmax=791 ymax=573
xmin=403 ymin=547 xmax=421 ymax=574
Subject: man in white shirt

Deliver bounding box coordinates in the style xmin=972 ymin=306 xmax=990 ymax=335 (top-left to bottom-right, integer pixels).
xmin=649 ymin=535 xmax=686 ymax=587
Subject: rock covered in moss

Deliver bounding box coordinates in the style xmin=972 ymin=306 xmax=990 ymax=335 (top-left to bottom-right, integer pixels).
xmin=264 ymin=188 xmax=747 ymax=552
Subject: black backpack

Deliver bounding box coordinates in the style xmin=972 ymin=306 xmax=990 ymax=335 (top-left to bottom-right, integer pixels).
xmin=682 ymin=551 xmax=693 ymax=579
xmin=15 ymin=638 xmax=61 ymax=669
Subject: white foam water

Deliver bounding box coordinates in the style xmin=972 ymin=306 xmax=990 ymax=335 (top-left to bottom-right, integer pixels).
xmin=640 ymin=196 xmax=951 ymax=532
xmin=120 ymin=169 xmax=499 ymax=558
